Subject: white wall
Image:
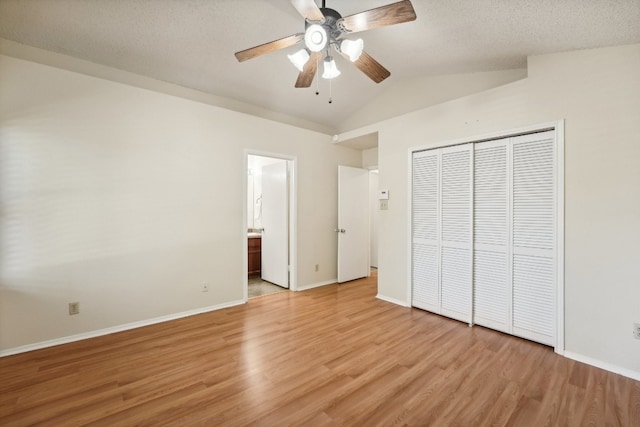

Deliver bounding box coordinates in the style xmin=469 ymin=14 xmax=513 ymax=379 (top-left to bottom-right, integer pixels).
xmin=337 ymin=69 xmax=528 ymax=132
xmin=369 ymin=171 xmax=379 ymax=268
xmin=247 ymin=155 xmax=285 ymax=230
xmin=0 ymin=39 xmax=334 ymax=135
xmin=0 ymin=54 xmax=361 ymax=353
xmin=354 ymin=44 xmax=640 ymax=378
xmin=362 ymin=147 xmax=378 ymax=170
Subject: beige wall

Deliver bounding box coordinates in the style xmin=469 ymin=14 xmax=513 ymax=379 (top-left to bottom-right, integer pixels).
xmin=337 ymin=69 xmax=528 ymax=133
xmin=353 ymin=44 xmax=640 ymax=378
xmin=0 ymin=55 xmax=361 ymax=352
xmin=362 ymin=147 xmax=378 ymax=169
xmin=369 ymin=171 xmax=379 ymax=269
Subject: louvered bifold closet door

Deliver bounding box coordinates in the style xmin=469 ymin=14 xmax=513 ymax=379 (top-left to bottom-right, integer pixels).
xmin=411 ymin=150 xmax=440 ymax=312
xmin=473 ymin=139 xmax=510 ymax=332
xmin=440 ymin=144 xmax=473 ymax=323
xmin=511 ymin=131 xmax=556 ymax=346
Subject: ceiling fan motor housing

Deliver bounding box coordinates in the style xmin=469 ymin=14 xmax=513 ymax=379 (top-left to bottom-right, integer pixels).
xmin=305 ymin=7 xmax=344 ymax=45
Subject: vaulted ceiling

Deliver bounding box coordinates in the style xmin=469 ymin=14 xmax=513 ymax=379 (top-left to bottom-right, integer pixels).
xmin=1 ymin=0 xmax=639 ymax=135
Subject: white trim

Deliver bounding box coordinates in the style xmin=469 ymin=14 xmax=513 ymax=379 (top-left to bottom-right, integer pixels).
xmin=244 ymin=150 xmax=298 ymax=297
xmin=408 ymin=120 xmax=561 ymax=154
xmin=469 ymin=145 xmax=475 ymax=327
xmin=406 ymin=149 xmax=414 ymax=306
xmin=297 ymin=279 xmax=337 ymax=291
xmin=0 ymin=299 xmax=245 ymax=358
xmin=243 ymin=153 xmax=249 ymax=302
xmin=554 ymin=121 xmax=565 ymax=355
xmin=290 ymin=159 xmax=298 ymax=292
xmin=376 ymin=293 xmax=411 ymax=307
xmin=564 ymin=351 xmax=640 ymax=382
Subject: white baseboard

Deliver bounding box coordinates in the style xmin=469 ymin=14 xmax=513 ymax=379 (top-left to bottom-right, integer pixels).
xmin=564 ymin=351 xmax=640 ymax=381
xmin=376 ymin=293 xmax=410 ymax=307
xmin=297 ymin=279 xmax=337 ymax=291
xmin=0 ymin=299 xmax=246 ymax=358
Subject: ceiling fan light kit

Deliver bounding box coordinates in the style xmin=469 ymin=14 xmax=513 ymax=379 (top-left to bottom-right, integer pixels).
xmin=235 ymin=0 xmax=417 ymax=102
xmin=304 ymin=24 xmax=328 ymax=52
xmin=339 ymin=38 xmax=364 ymax=62
xmin=322 ymin=56 xmax=341 ymax=79
xmin=288 ymin=49 xmax=311 ymax=71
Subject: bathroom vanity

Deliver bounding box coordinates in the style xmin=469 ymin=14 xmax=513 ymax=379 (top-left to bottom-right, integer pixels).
xmin=248 ymin=233 xmax=262 ymax=277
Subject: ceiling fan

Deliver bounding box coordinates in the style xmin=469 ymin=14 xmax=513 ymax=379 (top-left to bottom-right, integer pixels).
xmin=234 ymin=0 xmax=416 ymax=89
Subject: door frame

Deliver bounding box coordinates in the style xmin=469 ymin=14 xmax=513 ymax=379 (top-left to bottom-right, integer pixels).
xmin=243 ymin=150 xmax=297 ymax=301
xmin=406 ymin=120 xmax=565 ymax=355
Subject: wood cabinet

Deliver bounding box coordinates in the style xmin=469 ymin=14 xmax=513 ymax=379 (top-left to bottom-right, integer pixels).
xmin=248 ymin=237 xmax=261 ymax=277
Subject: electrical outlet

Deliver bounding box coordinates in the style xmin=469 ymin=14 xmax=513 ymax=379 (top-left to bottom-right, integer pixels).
xmin=380 ymin=199 xmax=389 ymax=210
xmin=315 ymin=264 xmax=319 ymax=272
xmin=633 ymin=322 xmax=640 ymax=339
xmin=68 ymin=302 xmax=80 ymax=315
xmin=202 ymin=282 xmax=209 ymax=292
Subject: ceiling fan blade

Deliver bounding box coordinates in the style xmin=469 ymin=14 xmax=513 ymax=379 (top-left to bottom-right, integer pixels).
xmin=337 ymin=0 xmax=416 ymax=33
xmin=295 ymin=51 xmax=323 ymax=88
xmin=235 ymin=33 xmax=304 ymax=62
xmin=345 ymin=51 xmax=391 ymax=83
xmin=290 ymin=0 xmax=325 ymax=22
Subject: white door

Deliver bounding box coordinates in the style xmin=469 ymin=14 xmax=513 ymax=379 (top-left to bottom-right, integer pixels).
xmin=337 ymin=165 xmax=370 ymax=283
xmin=261 ymin=161 xmax=289 ymax=288
xmin=510 ymin=131 xmax=556 ymax=346
xmin=473 ymin=138 xmax=510 ymax=333
xmin=439 ymin=144 xmax=473 ymax=324
xmin=411 ymin=146 xmax=474 ymax=323
xmin=412 ymin=149 xmax=441 ymax=313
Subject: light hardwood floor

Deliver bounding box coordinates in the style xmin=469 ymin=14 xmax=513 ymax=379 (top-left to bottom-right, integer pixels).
xmin=1 ymin=271 xmax=638 ymax=426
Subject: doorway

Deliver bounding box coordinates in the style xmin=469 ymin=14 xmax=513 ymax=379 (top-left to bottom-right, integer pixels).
xmin=245 ymin=153 xmax=296 ymax=299
xmin=369 ymin=169 xmax=379 ymax=269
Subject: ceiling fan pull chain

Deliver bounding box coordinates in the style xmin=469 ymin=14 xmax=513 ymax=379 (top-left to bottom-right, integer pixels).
xmin=329 ymin=77 xmax=333 ymax=104
xmin=315 ymin=54 xmax=320 ymax=95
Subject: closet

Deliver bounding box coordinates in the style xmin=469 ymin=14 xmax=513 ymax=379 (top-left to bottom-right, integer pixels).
xmin=411 ymin=130 xmax=559 ymax=347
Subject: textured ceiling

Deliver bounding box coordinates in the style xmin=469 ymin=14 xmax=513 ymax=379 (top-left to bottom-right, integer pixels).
xmin=1 ymin=0 xmax=639 ymax=134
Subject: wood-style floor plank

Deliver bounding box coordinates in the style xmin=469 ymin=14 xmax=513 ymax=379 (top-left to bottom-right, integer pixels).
xmin=1 ymin=270 xmax=639 ymax=426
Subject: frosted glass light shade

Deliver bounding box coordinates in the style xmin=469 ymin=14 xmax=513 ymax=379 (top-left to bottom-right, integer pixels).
xmin=322 ymin=57 xmax=341 ymax=79
xmin=304 ymin=24 xmax=328 ymax=52
xmin=340 ymin=38 xmax=364 ymax=62
xmin=288 ymin=49 xmax=310 ymax=71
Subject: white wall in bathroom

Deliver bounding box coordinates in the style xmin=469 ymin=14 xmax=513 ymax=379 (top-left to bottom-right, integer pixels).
xmin=247 ymin=155 xmax=285 ymax=230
